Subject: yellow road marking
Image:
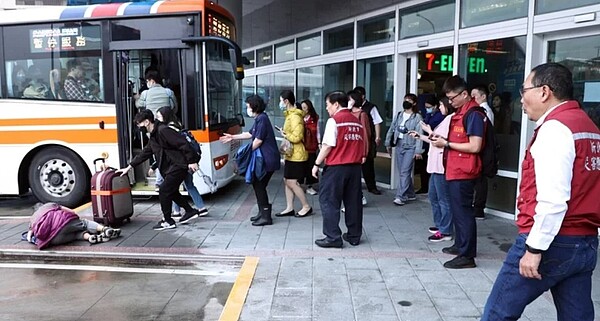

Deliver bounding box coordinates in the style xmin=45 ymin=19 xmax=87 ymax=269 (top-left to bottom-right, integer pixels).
xmin=219 ymin=256 xmax=259 ymax=321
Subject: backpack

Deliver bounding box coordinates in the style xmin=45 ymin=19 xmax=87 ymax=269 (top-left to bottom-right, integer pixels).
xmin=170 ymin=125 xmax=201 ymax=158
xmin=303 ymin=121 xmax=318 ymax=152
xmin=463 ymin=107 xmax=499 ymax=178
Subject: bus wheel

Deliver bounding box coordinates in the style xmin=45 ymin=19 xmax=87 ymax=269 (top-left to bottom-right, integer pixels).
xmin=28 ymin=147 xmax=89 ymax=208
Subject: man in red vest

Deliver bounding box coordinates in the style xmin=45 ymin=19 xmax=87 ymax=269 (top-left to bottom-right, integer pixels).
xmin=482 ymin=63 xmax=600 ymax=320
xmin=312 ymin=91 xmax=366 ymax=248
xmin=430 ymin=75 xmax=485 ymax=269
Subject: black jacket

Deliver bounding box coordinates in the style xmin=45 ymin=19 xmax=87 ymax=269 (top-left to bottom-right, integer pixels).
xmin=129 ymin=122 xmax=200 ymax=175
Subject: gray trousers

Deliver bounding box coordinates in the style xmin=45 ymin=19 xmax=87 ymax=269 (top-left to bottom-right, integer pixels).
xmin=49 ymin=219 xmax=99 ymax=245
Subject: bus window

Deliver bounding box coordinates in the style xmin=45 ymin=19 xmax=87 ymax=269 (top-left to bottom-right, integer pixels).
xmin=3 ymin=22 xmax=104 ymax=102
xmin=206 ymin=42 xmax=241 ymax=130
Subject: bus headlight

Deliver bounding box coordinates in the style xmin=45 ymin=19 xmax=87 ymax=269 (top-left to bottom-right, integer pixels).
xmin=213 ymin=155 xmax=229 ymax=170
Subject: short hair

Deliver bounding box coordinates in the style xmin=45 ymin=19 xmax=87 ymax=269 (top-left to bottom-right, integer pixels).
xmin=471 ymin=85 xmax=488 ymax=97
xmin=246 ymin=94 xmax=266 ymax=114
xmin=353 ymin=86 xmax=366 ymax=96
xmin=530 ymin=63 xmax=573 ymax=101
xmin=424 ymin=95 xmax=439 ymax=107
xmin=280 ymin=89 xmax=296 ymax=105
xmin=404 ymin=93 xmax=418 ymax=102
xmin=145 ymin=69 xmax=161 ymax=83
xmin=326 ymin=91 xmax=348 ymax=107
xmin=66 ymin=59 xmax=82 ymax=71
xmin=346 ymin=90 xmax=363 ymax=107
xmin=442 ymin=75 xmax=468 ymax=94
xmin=134 ymin=109 xmax=154 ymax=124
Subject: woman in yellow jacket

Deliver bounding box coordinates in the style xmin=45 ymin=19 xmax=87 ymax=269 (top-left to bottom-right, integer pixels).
xmin=275 ymin=90 xmax=313 ymax=217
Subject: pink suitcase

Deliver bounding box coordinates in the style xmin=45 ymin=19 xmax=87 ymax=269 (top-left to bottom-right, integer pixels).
xmin=91 ymin=158 xmax=133 ymax=227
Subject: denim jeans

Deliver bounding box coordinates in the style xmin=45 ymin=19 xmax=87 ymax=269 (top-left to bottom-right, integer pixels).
xmin=394 ymin=146 xmax=416 ymax=201
xmin=482 ymin=234 xmax=598 ymax=321
xmin=172 ymin=172 xmax=204 ymax=212
xmin=428 ymin=173 xmax=452 ymax=235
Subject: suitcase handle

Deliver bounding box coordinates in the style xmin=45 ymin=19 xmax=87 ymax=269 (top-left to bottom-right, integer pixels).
xmin=93 ymin=158 xmax=116 ymax=172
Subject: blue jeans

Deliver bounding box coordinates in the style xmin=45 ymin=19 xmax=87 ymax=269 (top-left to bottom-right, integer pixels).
xmin=173 ymin=173 xmax=205 ymax=212
xmin=394 ymin=147 xmax=416 ymax=201
xmin=482 ymin=234 xmax=598 ymax=321
xmin=428 ymin=173 xmax=452 ymax=235
xmin=447 ymin=179 xmax=476 ymax=258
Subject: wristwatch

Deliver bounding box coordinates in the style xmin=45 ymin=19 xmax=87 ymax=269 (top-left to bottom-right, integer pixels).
xmin=525 ymin=244 xmax=544 ymax=254
xmin=445 ymin=141 xmax=450 ymax=148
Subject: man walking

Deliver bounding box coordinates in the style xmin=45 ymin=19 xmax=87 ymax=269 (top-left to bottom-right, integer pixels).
xmin=470 ymin=85 xmax=494 ymax=220
xmin=353 ymin=86 xmax=383 ymax=195
xmin=312 ymin=91 xmax=366 ymax=248
xmin=430 ymin=75 xmax=485 ymax=269
xmin=116 ymin=110 xmax=200 ymax=230
xmin=482 ymin=63 xmax=600 ymax=320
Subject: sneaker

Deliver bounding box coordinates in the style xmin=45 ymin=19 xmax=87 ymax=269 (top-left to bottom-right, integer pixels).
xmin=306 ymin=187 xmax=318 ymax=195
xmin=393 ymin=198 xmax=405 ymax=206
xmin=362 ymin=196 xmax=368 ymax=206
xmin=153 ymin=220 xmax=176 ymax=231
xmin=443 ymin=256 xmax=476 ymax=269
xmin=428 ymin=226 xmax=439 ymax=234
xmin=88 ymin=234 xmax=107 ymax=244
xmin=442 ymin=246 xmax=460 ymax=255
xmin=197 ymin=208 xmax=209 ymax=217
xmin=154 ymin=185 xmax=160 ymax=192
xmin=101 ymin=227 xmax=121 ymax=239
xmin=428 ymin=231 xmax=453 ymax=242
xmin=406 ymin=196 xmax=417 ymax=201
xmin=171 ymin=211 xmax=182 ymax=218
xmin=179 ymin=209 xmax=200 ymax=224
xmin=341 ymin=207 xmax=345 ymax=213
xmin=474 ymin=209 xmax=486 ymax=220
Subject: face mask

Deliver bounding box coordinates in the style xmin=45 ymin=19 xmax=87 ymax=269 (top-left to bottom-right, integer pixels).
xmin=279 ymin=101 xmax=287 ymax=111
xmin=426 ymin=107 xmax=433 ymax=114
xmin=348 ymin=100 xmax=354 ymax=109
xmin=246 ymin=108 xmax=254 ymax=117
xmin=402 ymin=101 xmax=413 ymax=110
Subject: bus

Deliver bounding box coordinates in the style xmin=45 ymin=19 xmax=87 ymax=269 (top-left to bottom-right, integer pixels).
xmin=0 ymin=0 xmax=245 ymax=207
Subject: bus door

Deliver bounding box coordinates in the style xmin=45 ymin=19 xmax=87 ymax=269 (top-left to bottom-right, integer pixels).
xmin=110 ymin=40 xmax=190 ymax=192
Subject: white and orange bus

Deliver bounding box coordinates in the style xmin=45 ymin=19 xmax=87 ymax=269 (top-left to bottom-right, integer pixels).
xmin=0 ymin=0 xmax=245 ymax=207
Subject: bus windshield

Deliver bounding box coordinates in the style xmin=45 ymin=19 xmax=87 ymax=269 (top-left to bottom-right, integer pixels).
xmin=206 ymin=41 xmax=242 ymax=130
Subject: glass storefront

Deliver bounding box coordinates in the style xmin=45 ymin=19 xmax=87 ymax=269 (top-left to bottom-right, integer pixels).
xmin=358 ymin=13 xmax=395 ymax=47
xmin=400 ymin=0 xmax=455 ymax=39
xmin=461 ymin=0 xmax=528 ymax=28
xmin=357 ymin=55 xmax=394 ymax=184
xmin=256 ymin=46 xmax=273 ymax=67
xmin=323 ymin=24 xmax=353 ymax=54
xmin=275 ymin=41 xmax=294 ymax=63
xmin=297 ymin=33 xmax=321 ymax=59
xmin=548 ymin=35 xmax=600 ymax=128
xmin=297 ymin=66 xmax=324 ymax=121
xmin=535 ymin=0 xmax=598 ymax=14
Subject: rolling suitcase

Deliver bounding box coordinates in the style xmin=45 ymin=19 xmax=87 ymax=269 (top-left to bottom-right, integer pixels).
xmin=91 ymin=158 xmax=134 ymax=227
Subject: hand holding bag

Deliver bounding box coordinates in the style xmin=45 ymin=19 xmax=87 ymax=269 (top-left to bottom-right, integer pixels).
xmin=279 ymin=138 xmax=294 ymax=157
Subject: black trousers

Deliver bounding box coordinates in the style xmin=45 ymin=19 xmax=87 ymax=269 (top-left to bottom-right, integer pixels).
xmin=415 ymin=156 xmax=430 ymax=193
xmin=361 ymin=156 xmax=377 ymax=191
xmin=473 ymin=175 xmax=488 ymax=212
xmin=159 ymin=168 xmax=194 ymax=222
xmin=319 ymin=164 xmax=363 ymax=242
xmin=251 ymin=171 xmax=274 ymax=207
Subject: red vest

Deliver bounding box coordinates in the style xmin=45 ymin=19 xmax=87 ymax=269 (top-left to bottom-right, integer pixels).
xmin=517 ymin=101 xmax=600 ymax=236
xmin=325 ymin=109 xmax=365 ymax=166
xmin=446 ymin=99 xmax=483 ymax=180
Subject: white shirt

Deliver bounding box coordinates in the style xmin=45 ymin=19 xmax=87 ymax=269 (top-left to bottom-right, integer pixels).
xmin=481 ymin=102 xmax=494 ymax=126
xmin=524 ymin=101 xmax=575 ymax=250
xmin=370 ymin=106 xmax=383 ymax=125
xmin=322 ymin=114 xmax=339 ymax=147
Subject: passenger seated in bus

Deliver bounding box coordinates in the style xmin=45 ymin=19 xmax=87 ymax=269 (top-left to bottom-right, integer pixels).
xmin=136 ymin=70 xmax=178 ymax=115
xmin=11 ymin=65 xmax=28 ymax=98
xmin=23 ymin=202 xmax=121 ymax=250
xmin=64 ymin=59 xmax=100 ymax=101
xmin=22 ymin=65 xmax=50 ymax=99
xmin=49 ymin=69 xmax=66 ymax=100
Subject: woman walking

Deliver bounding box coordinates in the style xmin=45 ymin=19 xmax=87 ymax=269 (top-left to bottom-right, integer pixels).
xmin=220 ymin=95 xmax=280 ymax=226
xmin=300 ymin=99 xmax=320 ymax=195
xmin=275 ymin=90 xmax=313 ymax=218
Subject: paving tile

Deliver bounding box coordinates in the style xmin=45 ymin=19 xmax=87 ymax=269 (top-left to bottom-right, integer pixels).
xmin=432 ymin=298 xmax=480 ymax=318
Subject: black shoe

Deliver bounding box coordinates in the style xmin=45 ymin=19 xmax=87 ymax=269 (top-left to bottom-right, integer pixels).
xmin=443 ymin=256 xmax=476 ymax=269
xmin=153 ymin=220 xmax=176 ymax=231
xmin=250 ymin=212 xmax=261 ymax=222
xmin=368 ymin=188 xmax=382 ymax=195
xmin=342 ymin=233 xmax=359 ymax=246
xmin=315 ymin=238 xmax=343 ymax=248
xmin=179 ymin=209 xmax=200 ymax=224
xmin=442 ymin=246 xmax=460 ymax=255
xmin=474 ymin=209 xmax=486 ymax=220
xmin=294 ymin=208 xmax=313 ymax=217
xmin=275 ymin=209 xmax=295 ymax=217
xmin=252 ymin=204 xmax=273 ymax=226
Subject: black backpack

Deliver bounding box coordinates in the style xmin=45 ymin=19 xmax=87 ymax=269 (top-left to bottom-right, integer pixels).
xmin=463 ymin=107 xmax=499 ymax=178
xmin=169 ymin=125 xmax=201 ymax=159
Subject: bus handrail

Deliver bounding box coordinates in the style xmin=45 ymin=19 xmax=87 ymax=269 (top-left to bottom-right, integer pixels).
xmin=181 ymin=36 xmax=245 ymax=80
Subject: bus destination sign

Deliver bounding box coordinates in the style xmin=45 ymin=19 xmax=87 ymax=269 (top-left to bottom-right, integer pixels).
xmin=30 ymin=26 xmax=100 ymax=53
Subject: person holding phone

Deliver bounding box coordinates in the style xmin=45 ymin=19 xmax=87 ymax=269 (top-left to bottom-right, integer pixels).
xmin=385 ymin=100 xmax=424 ymax=206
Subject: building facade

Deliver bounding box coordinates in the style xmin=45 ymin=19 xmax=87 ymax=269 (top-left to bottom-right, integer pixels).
xmin=241 ymin=0 xmax=600 ymax=218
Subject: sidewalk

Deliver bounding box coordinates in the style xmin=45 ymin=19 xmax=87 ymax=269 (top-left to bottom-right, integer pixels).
xmin=0 ymin=170 xmax=598 ymax=321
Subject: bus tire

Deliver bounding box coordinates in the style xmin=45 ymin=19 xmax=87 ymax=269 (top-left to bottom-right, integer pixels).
xmin=28 ymin=147 xmax=89 ymax=208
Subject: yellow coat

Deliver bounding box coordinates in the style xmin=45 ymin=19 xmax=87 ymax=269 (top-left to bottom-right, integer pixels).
xmin=283 ymin=108 xmax=308 ymax=162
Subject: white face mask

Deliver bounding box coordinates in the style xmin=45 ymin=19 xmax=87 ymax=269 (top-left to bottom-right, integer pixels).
xmin=246 ymin=108 xmax=254 ymax=117
xmin=279 ymin=101 xmax=287 ymax=111
xmin=348 ymin=100 xmax=355 ymax=109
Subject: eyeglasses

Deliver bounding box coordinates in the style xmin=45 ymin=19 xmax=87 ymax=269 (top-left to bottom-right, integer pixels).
xmin=519 ymin=85 xmax=544 ymax=96
xmin=446 ymin=91 xmax=464 ymax=102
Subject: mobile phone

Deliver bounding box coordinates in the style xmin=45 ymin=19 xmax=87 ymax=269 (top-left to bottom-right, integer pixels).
xmin=274 ymin=125 xmax=282 ymax=131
